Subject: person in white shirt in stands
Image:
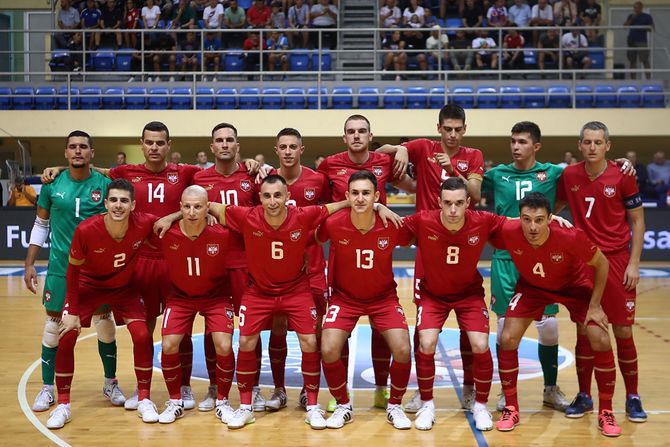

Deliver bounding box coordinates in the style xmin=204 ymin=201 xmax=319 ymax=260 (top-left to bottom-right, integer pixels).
xmin=561 ymin=29 xmax=591 ymax=71
xmin=203 ymin=0 xmax=224 ymax=29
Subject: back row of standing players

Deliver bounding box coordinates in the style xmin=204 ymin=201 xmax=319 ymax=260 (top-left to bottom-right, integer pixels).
xmin=24 ymin=105 xmax=645 ymax=436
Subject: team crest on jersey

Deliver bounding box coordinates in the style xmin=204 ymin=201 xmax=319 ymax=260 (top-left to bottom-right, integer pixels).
xmin=131 ymin=176 xmax=142 ymax=183
xmin=133 ymin=240 xmax=142 ymax=250
xmin=482 ymin=308 xmax=489 ymax=320
xmin=304 ymin=188 xmax=316 ymax=201
xmin=167 ymin=172 xmax=179 ymax=184
xmin=90 ymin=189 xmax=102 ymax=202
xmin=626 ymin=300 xmax=635 ymax=312
xmin=468 ymin=234 xmax=480 ymax=245
xmin=550 ymin=252 xmax=564 ymax=263
xmin=240 ymin=179 xmax=252 ymax=192
xmin=337 ymin=168 xmax=348 ymax=176
xmin=207 ymin=244 xmax=219 ymax=256
xmin=290 ymin=230 xmax=302 ymax=241
xmin=536 ymin=171 xmax=547 ymax=182
xmin=372 ymin=166 xmax=383 ymax=177
xmin=604 ymin=185 xmax=616 ymax=197
xmin=456 ymin=160 xmax=469 ymax=171
xmin=378 ymin=237 xmax=390 ymax=250
xmin=310 ymin=307 xmax=318 ymax=321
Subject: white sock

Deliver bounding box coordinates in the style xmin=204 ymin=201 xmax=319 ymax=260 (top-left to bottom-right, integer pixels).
xmin=422 ymin=399 xmax=435 ymax=409
xmin=473 ymin=401 xmax=487 ymax=412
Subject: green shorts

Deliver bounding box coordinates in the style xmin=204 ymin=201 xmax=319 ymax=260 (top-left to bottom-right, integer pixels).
xmin=490 ymin=257 xmax=558 ymax=317
xmin=43 ymin=274 xmax=66 ymax=314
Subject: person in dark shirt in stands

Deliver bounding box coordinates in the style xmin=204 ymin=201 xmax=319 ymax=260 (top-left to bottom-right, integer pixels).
xmin=625 ymin=151 xmax=652 ymax=199
xmin=97 ymin=0 xmax=123 ymax=49
xmin=625 ymin=1 xmax=654 ymax=80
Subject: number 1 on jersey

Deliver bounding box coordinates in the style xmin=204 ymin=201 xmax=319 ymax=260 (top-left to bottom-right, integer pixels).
xmin=187 ymin=256 xmax=201 ymax=276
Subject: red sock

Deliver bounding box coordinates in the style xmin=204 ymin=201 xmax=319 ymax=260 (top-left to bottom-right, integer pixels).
xmin=389 ymin=360 xmax=411 ymax=405
xmin=575 ymin=332 xmax=594 ymax=395
xmin=127 ymin=321 xmax=153 ymax=401
xmin=55 ymin=330 xmax=77 ymax=404
xmin=497 ymin=348 xmax=519 ymax=410
xmin=216 ymin=352 xmax=235 ymax=400
xmin=178 ymin=335 xmax=193 ymax=387
xmin=204 ymin=333 xmax=217 ymax=385
xmin=415 ymin=350 xmax=435 ymax=402
xmin=301 ymin=351 xmax=321 ymax=406
xmin=460 ymin=331 xmax=474 ymax=387
xmin=615 ymin=336 xmax=638 ymax=396
xmin=593 ymin=349 xmax=616 ymax=412
xmin=322 ymin=359 xmax=349 ymax=404
xmin=341 ymin=341 xmax=350 ymax=376
xmin=473 ymin=349 xmax=493 ymax=404
xmin=253 ymin=341 xmax=263 ymax=387
xmin=269 ymin=333 xmax=287 ymax=389
xmin=236 ymin=349 xmax=256 ymax=405
xmin=161 ymin=351 xmax=182 ymax=400
xmin=371 ymin=328 xmax=391 ymax=387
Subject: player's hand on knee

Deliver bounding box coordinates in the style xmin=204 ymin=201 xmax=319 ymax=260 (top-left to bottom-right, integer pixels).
xmin=585 ymin=305 xmax=608 ymax=332
xmin=59 ymin=314 xmax=81 ymax=338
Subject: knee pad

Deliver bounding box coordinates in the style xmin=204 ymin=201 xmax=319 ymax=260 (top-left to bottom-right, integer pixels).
xmin=92 ymin=312 xmax=116 ymax=343
xmin=42 ymin=317 xmax=60 ymax=348
xmin=495 ymin=316 xmax=505 ymax=346
xmin=534 ymin=315 xmax=559 ymax=346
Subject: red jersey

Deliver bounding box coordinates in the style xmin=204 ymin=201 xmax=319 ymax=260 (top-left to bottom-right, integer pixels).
xmin=317 ymin=210 xmax=413 ymax=301
xmin=402 ymin=139 xmax=485 ymax=211
xmin=491 ymin=220 xmax=597 ymax=291
xmin=223 ymin=205 xmax=330 ymax=295
xmin=557 ymin=161 xmax=642 ymax=254
xmin=404 ymin=209 xmax=507 ymax=298
xmin=156 ymin=223 xmax=230 ymax=299
xmin=504 ymin=34 xmax=525 ymax=49
xmin=317 ymin=150 xmax=396 ymax=205
xmin=193 ymin=163 xmax=259 ymax=268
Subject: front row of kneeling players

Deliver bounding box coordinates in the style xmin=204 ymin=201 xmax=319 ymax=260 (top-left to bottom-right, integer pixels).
xmin=48 ymin=171 xmax=620 ymax=435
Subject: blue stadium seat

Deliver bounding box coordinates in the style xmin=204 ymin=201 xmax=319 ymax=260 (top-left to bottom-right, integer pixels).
xmin=57 ymin=87 xmax=79 ymax=109
xmin=224 ymin=52 xmax=244 ymax=71
xmin=125 ymin=87 xmax=147 ymax=109
xmin=216 ymin=88 xmax=237 ymax=109
xmin=358 ymin=87 xmax=379 ymax=109
xmin=523 ymin=86 xmax=545 ymax=108
xmin=102 ymin=87 xmax=124 ymax=109
xmin=499 ymin=86 xmax=522 ymax=108
xmin=331 ymin=87 xmax=353 ymax=109
xmin=262 ymin=88 xmax=283 ymax=109
xmin=641 ymin=84 xmax=665 ymax=108
xmin=523 ymin=49 xmax=537 ymax=68
xmin=429 ymin=87 xmax=447 ymax=109
xmin=452 ymin=86 xmax=474 ymax=109
xmin=406 ymin=87 xmax=428 ymax=109
xmin=148 ymin=87 xmax=170 ymax=109
xmin=80 ymin=87 xmax=102 ymax=109
xmin=617 ymin=85 xmax=641 ymax=108
xmin=444 ymin=18 xmax=462 ymax=36
xmin=383 ymin=88 xmax=404 ymax=109
xmin=0 ymin=88 xmax=11 ymax=109
xmin=476 ymin=86 xmax=498 ymax=109
xmin=289 ymin=52 xmax=310 ymax=71
xmin=92 ymin=51 xmax=115 ymax=71
xmin=239 ymin=87 xmax=260 ymax=109
xmin=284 ymin=87 xmax=306 ymax=109
xmin=196 ymin=87 xmax=215 ymax=109
xmin=547 ymin=86 xmax=571 ymax=108
xmin=115 ymin=48 xmax=134 ymax=71
xmin=593 ymin=85 xmax=616 ymax=108
xmin=311 ymin=51 xmax=332 ymax=71
xmin=171 ymin=87 xmax=193 ymax=109
xmin=588 ymin=47 xmax=605 ymax=69
xmin=307 ymin=87 xmax=328 ymax=109
xmin=49 ymin=51 xmax=70 ymax=71
xmin=12 ymin=87 xmax=34 ymax=110
xmin=35 ymin=87 xmax=57 ymax=110
xmin=575 ymin=85 xmax=593 ymax=108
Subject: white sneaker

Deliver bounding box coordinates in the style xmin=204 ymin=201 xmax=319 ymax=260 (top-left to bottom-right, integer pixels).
xmin=158 ymin=400 xmax=185 ymax=424
xmin=252 ymin=386 xmax=266 ymax=412
xmin=387 ymin=404 xmax=412 ymax=430
xmin=496 ymin=392 xmax=506 ymax=412
xmin=46 ymin=403 xmax=71 ymax=429
xmin=414 ymin=402 xmax=435 ymax=431
xmin=461 ymin=385 xmax=475 ymax=411
xmin=306 ymin=405 xmax=327 ymax=430
xmin=124 ymin=389 xmax=139 ymax=410
xmin=543 ymin=385 xmax=570 ymax=412
xmin=212 ymin=76 xmax=218 ymax=82
xmin=32 ymin=385 xmax=55 ymax=412
xmin=326 ymin=404 xmax=353 ymax=429
xmin=169 ymin=76 xmax=175 ymax=82
xmin=180 ymin=385 xmax=196 ymax=410
xmin=102 ymin=379 xmax=126 ymax=406
xmin=198 ymin=385 xmax=217 ymax=412
xmin=472 ymin=404 xmax=493 ymax=431
xmin=137 ymin=399 xmax=159 ymax=423
xmin=146 ymin=76 xmax=153 ymax=82
xmin=404 ymin=389 xmax=422 ymax=414
xmin=127 ymin=75 xmax=135 ymax=82
xmin=298 ymin=389 xmax=307 ymax=410
xmin=228 ymin=407 xmax=255 ymax=429
xmin=216 ymin=399 xmax=235 ymax=424
xmin=265 ymin=388 xmax=288 ymax=411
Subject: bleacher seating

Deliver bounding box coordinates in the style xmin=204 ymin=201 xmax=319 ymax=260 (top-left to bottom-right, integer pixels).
xmin=383 ymin=88 xmax=404 ymax=109
xmin=102 ymin=87 xmax=124 ymax=109
xmin=196 ymin=87 xmax=215 ymax=110
xmin=171 ymin=87 xmax=193 ymax=109
xmin=12 ymin=87 xmax=34 ymax=110
xmin=358 ymin=87 xmax=380 ymax=109
xmin=35 ymin=87 xmax=56 ymax=110
xmin=125 ymin=87 xmax=147 ymax=109
xmin=284 ymin=87 xmax=306 ymax=109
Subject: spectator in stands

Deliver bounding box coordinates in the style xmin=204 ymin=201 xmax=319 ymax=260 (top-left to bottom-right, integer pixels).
xmin=203 ymin=0 xmax=224 ymax=30
xmin=557 ymin=151 xmax=573 ymax=168
xmin=80 ymin=0 xmax=102 ymax=50
xmin=55 ymin=0 xmax=81 ymax=49
xmin=170 ymin=0 xmax=197 ymax=44
xmin=271 ymin=2 xmax=286 ymax=29
xmin=64 ymin=32 xmax=85 ymax=71
xmin=647 ymin=150 xmax=670 ymax=207
xmin=7 ymin=177 xmax=37 ymax=207
xmin=449 ymin=28 xmax=473 ymax=71
xmin=112 ymin=151 xmax=127 ymax=167
xmin=625 ymin=150 xmax=652 ymax=199
xmin=472 ymin=28 xmax=497 ymax=69
xmin=537 ymin=27 xmax=558 ymax=71
xmin=508 ymin=0 xmax=531 ymax=29
xmin=310 ymin=0 xmax=338 ymax=50
xmin=123 ymin=0 xmax=140 ymax=49
xmin=440 ymin=0 xmax=463 ymax=20
xmin=561 ymin=29 xmax=591 ymax=72
xmin=425 ymin=25 xmax=449 ymax=65
xmin=141 ymin=0 xmax=162 ymax=36
xmin=625 ymin=1 xmax=654 ymax=80
xmin=402 ymin=0 xmax=425 ymax=26
xmin=529 ymin=0 xmax=553 ymax=47
xmin=382 ymin=30 xmax=407 ymax=80
xmin=553 ymin=0 xmax=577 ymax=26
xmin=581 ymin=15 xmax=603 ymax=47
xmin=579 ymin=0 xmax=601 ymax=26
xmin=98 ymin=0 xmax=123 ymax=49
xmin=171 ymin=151 xmax=182 ymax=164
xmin=160 ymin=0 xmax=175 ymax=21
xmin=193 ymin=0 xmax=208 ymax=16
xmin=402 ymin=26 xmax=428 ymax=76
xmin=380 ymin=0 xmax=402 ymax=28
xmin=502 ymin=25 xmax=525 ymax=70
xmin=179 ymin=31 xmax=200 ymax=77
xmin=424 ymin=8 xmax=439 ymax=27
xmin=130 ymin=32 xmax=151 ymax=79
xmin=243 ymin=31 xmax=268 ymax=79
xmin=203 ymin=30 xmax=222 ymax=80
xmin=267 ymin=30 xmax=289 ymax=73
xmin=248 ymin=0 xmax=272 ymax=28
xmin=195 ymin=151 xmax=214 ymax=169
xmin=486 ymin=0 xmax=509 ymax=29
xmin=224 ymin=0 xmax=247 ymax=48
xmin=461 ymin=0 xmax=483 ymax=38
xmin=151 ymin=31 xmax=177 ymax=81
xmin=254 ymin=154 xmax=274 ymax=170
xmin=408 ymin=14 xmax=422 ymax=28
xmin=287 ymin=0 xmax=310 ymax=48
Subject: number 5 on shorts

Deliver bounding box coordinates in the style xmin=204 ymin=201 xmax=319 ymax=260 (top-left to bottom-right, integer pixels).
xmin=323 ymin=305 xmax=340 ymax=323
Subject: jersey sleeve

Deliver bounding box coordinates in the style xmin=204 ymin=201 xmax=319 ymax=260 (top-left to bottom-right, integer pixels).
xmin=109 ymin=165 xmax=125 ymax=180
xmin=37 ymin=183 xmax=51 ymax=209
xmin=556 ymin=172 xmax=567 ymax=202
xmin=301 ymin=205 xmax=330 ymax=228
xmin=481 ymin=168 xmax=494 ymax=195
xmin=402 ymin=213 xmax=419 ymax=236
xmin=223 ymin=205 xmax=247 ymax=233
xmin=488 ymin=220 xmax=511 ymax=250
xmin=316 ymin=156 xmax=330 ymax=175
xmin=467 ymin=149 xmax=485 ymax=180
xmin=621 ymin=172 xmax=643 ymax=209
xmin=402 ymin=139 xmax=427 ymax=165
xmin=315 ymin=220 xmax=331 ymax=244
xmin=319 ymin=172 xmax=332 ymax=202
xmin=485 ymin=211 xmax=508 ymax=238
xmin=570 ymin=228 xmax=599 ymax=263
xmin=68 ymin=226 xmax=87 ymax=263
xmin=181 ymin=164 xmax=201 ymax=185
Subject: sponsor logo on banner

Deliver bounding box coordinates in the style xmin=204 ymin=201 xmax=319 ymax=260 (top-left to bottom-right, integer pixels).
xmin=240 ymin=179 xmax=252 ymax=192
xmin=167 ymin=172 xmax=179 ymax=184
xmin=90 ymin=190 xmax=102 ymax=202
xmin=207 ymin=244 xmax=219 ymax=256
xmin=604 ymin=185 xmax=616 ymax=197
xmin=290 ymin=230 xmax=302 ymax=241
xmin=378 ymin=237 xmax=390 ymax=250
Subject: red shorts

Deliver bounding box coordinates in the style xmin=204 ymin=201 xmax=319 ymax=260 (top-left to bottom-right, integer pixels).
xmin=162 ymin=295 xmax=235 ymax=336
xmin=239 ymin=286 xmax=319 ymax=336
xmin=322 ymin=291 xmax=408 ymax=333
xmin=312 ymin=289 xmax=328 ymax=317
xmin=226 ymin=267 xmax=250 ymax=315
xmin=413 ymin=250 xmax=424 ymax=304
xmin=64 ymin=286 xmax=146 ymax=327
xmin=508 ymin=280 xmax=592 ymax=324
xmin=587 ymin=250 xmax=637 ymax=325
xmin=416 ymin=292 xmax=490 ymax=333
xmin=133 ymin=256 xmax=170 ymax=320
